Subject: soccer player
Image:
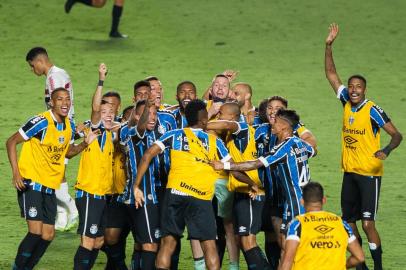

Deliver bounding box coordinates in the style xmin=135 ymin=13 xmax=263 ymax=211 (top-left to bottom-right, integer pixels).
xmin=325 ymin=23 xmax=403 ymax=270
xmin=231 ymin=82 xmax=261 ymax=125
xmin=145 ymin=76 xmax=173 ymax=110
xmin=279 ymin=182 xmax=365 ymax=270
xmin=64 ymin=0 xmax=127 ymax=38
xmin=255 ymin=96 xmax=317 ymax=269
xmin=26 ymin=47 xmax=78 ymax=231
xmin=6 ymin=88 xmax=97 ymax=270
xmin=206 ymin=74 xmax=232 ymax=120
xmin=73 ymin=63 xmax=116 ymax=269
xmin=212 ymin=110 xmax=317 ymax=246
xmin=172 ymin=81 xmax=198 ymax=128
xmin=207 ymin=102 xmax=271 ymax=270
xmin=133 ymin=99 xmax=232 ymax=270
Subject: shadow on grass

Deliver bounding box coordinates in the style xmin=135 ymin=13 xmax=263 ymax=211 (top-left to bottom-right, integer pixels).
xmin=63 ymin=36 xmax=138 ymax=52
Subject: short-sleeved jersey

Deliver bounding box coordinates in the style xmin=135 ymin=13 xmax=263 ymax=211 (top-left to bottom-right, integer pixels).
xmin=259 ymin=137 xmax=315 ymax=212
xmin=18 ymin=110 xmax=75 ymax=189
xmin=76 ymin=122 xmax=114 ymax=196
xmin=286 ymin=211 xmax=356 ymax=270
xmin=337 ymin=86 xmax=390 ymax=176
xmin=172 ymin=108 xmax=188 ymax=129
xmin=157 ymin=110 xmax=177 ymax=133
xmin=155 ymin=128 xmax=231 ymax=200
xmin=226 ymin=122 xmax=263 ymax=194
xmin=119 ymin=124 xmax=159 ymax=205
xmin=45 ymin=66 xmax=74 ymax=118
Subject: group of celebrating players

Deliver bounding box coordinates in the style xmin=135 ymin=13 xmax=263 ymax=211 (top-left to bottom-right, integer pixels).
xmin=6 ymin=24 xmax=402 ymax=270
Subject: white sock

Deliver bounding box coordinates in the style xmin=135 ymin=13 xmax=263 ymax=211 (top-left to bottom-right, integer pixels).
xmin=56 ymin=182 xmax=77 ymax=215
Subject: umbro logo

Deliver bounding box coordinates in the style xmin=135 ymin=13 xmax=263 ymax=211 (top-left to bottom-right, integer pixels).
xmin=344 ymin=136 xmax=358 ymax=145
xmin=239 ymin=226 xmax=246 ymax=233
xmin=363 ymin=212 xmax=372 ymax=218
xmin=314 ymin=225 xmax=334 ymax=235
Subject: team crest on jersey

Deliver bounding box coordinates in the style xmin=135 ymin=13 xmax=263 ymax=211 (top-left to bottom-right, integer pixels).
xmin=314 ymin=224 xmax=334 ymax=235
xmin=89 ymin=224 xmax=98 ymax=235
xmin=28 ymin=207 xmax=38 ymax=218
xmin=349 ymin=116 xmax=355 ymax=125
xmin=147 ymin=194 xmax=153 ymax=201
xmin=58 ymin=136 xmax=65 ymax=144
xmin=158 ymin=125 xmax=165 ymax=134
xmin=154 ymin=229 xmax=161 ymax=239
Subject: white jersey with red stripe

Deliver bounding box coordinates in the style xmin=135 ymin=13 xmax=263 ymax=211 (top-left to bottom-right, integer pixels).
xmin=45 ymin=65 xmax=74 ymax=118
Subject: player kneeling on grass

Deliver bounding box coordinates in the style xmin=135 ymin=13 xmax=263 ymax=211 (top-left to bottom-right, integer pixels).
xmin=6 ymin=88 xmax=97 ymax=270
xmin=279 ymin=182 xmax=365 ymax=270
xmin=207 ymin=102 xmax=271 ymax=270
xmin=73 ymin=64 xmax=116 ymax=269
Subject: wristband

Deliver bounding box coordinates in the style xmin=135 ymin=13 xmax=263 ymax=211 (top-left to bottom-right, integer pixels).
xmin=223 ymin=162 xmax=231 ymax=170
xmin=381 ymin=145 xmax=392 ymax=156
xmin=98 ymin=80 xmax=104 ymax=87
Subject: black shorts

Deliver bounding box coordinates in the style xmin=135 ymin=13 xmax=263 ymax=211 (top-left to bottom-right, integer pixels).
xmin=18 ymin=188 xmax=56 ymax=225
xmin=160 ymin=189 xmax=217 ymax=241
xmin=128 ymin=203 xmax=160 ymax=244
xmin=341 ymin=172 xmax=381 ymax=222
xmin=233 ymin=193 xmax=265 ymax=236
xmin=105 ymin=195 xmax=130 ymax=229
xmin=261 ymin=196 xmax=283 ymax=232
xmin=76 ymin=196 xmax=106 ymax=238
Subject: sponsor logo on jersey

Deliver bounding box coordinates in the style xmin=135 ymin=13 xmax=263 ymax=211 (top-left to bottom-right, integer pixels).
xmin=310 ymin=240 xmax=341 ymax=249
xmin=90 ymin=224 xmax=98 ymax=235
xmin=344 ymin=136 xmax=358 ymax=145
xmin=179 ymin=182 xmax=206 ymax=196
xmin=314 ymin=224 xmax=334 ymax=235
xmin=28 ymin=207 xmax=38 ymax=218
xmin=342 ymin=127 xmax=366 ymax=135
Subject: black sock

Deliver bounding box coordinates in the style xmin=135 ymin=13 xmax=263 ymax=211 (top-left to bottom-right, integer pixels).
xmin=131 ymin=250 xmax=142 ymax=270
xmin=216 ymin=233 xmax=226 ymax=266
xmin=265 ymin=241 xmax=280 ymax=270
xmin=106 ymin=242 xmax=128 ymax=270
xmin=140 ymin=250 xmax=157 ymax=270
xmin=110 ymin=5 xmax=123 ymax=34
xmin=14 ymin=232 xmax=42 ymax=269
xmin=102 ymin=245 xmax=115 ymax=270
xmin=243 ymin=246 xmax=271 ymax=270
xmin=74 ymin=246 xmax=93 ymax=270
xmin=370 ymin=245 xmax=383 ymax=270
xmin=25 ymin=238 xmax=52 ymax=269
xmin=88 ymin=248 xmax=99 ymax=269
xmin=170 ymin=240 xmax=181 ymax=270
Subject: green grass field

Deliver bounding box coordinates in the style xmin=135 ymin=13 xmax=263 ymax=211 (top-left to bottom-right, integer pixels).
xmin=1 ymin=0 xmax=405 ymax=269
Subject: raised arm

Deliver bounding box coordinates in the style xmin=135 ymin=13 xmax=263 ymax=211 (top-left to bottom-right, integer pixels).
xmin=374 ymin=121 xmax=403 ymax=160
xmin=6 ymin=132 xmax=26 ymax=191
xmin=133 ymin=144 xmax=162 ymax=208
xmin=325 ymin=23 xmax=343 ymax=94
xmin=91 ymin=63 xmax=108 ymax=125
xmin=206 ymin=120 xmax=240 ymax=133
xmin=135 ymin=96 xmax=155 ymax=136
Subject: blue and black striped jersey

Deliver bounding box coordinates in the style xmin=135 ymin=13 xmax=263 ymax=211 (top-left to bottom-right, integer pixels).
xmin=172 ymin=108 xmax=188 ymax=129
xmin=258 ymin=136 xmax=315 ymax=213
xmin=119 ymin=125 xmax=159 ymax=205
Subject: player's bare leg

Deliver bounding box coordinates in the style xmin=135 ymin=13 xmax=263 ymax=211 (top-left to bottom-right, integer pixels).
xmin=362 ymin=220 xmax=382 ymax=270
xmin=191 ymin=239 xmax=206 ymax=269
xmin=223 ymin=218 xmax=240 ymax=269
xmin=156 ymin=235 xmax=177 ymax=269
xmin=200 ymin=240 xmax=220 ymax=270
